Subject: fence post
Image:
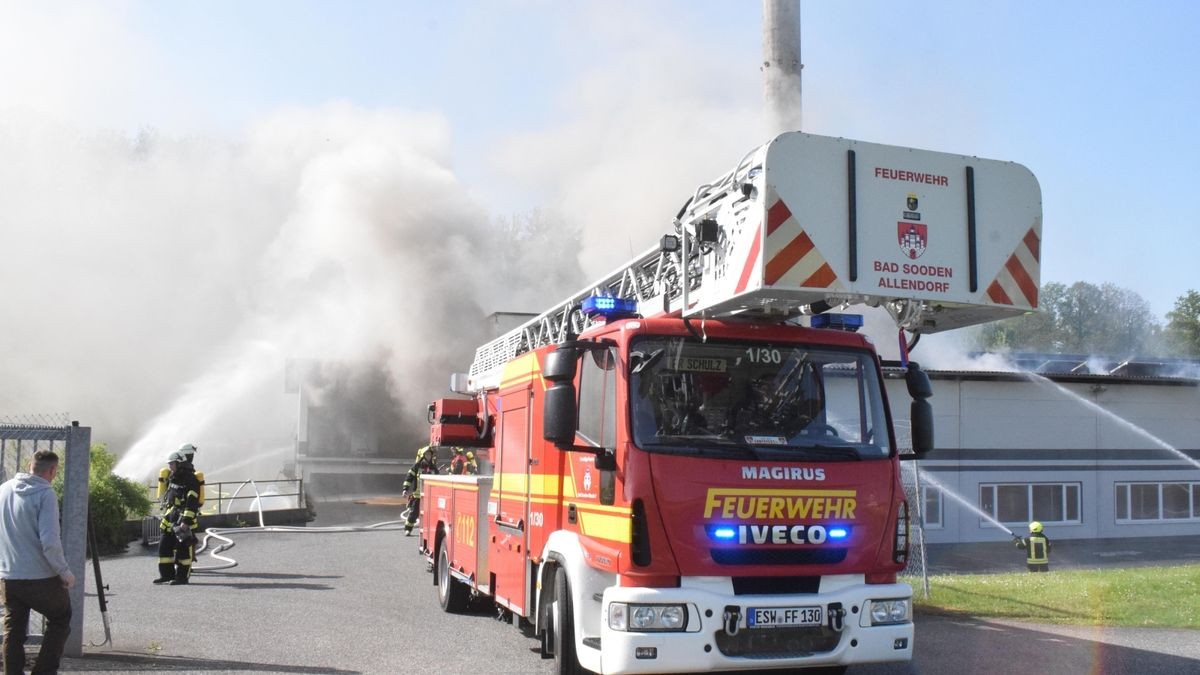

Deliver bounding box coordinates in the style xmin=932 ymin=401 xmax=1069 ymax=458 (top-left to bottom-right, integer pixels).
xmin=62 ymin=423 xmax=90 ymax=658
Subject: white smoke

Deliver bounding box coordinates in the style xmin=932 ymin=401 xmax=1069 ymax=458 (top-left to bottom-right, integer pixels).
xmin=0 ymin=103 xmax=583 ymax=481
xmin=491 ymin=3 xmax=765 ymax=280
xmin=1 ymin=1 xmax=774 ymax=484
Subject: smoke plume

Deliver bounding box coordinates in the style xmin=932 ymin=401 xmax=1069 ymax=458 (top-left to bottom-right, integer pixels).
xmin=0 ymin=104 xmax=583 ymax=480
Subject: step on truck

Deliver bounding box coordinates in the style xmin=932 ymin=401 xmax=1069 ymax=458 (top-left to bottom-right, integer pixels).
xmin=417 ymin=132 xmax=1042 ymax=674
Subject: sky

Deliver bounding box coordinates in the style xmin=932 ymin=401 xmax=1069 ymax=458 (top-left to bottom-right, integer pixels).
xmin=1 ymin=1 xmax=1197 ymax=476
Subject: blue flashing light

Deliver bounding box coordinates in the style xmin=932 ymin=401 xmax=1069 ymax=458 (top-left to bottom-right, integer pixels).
xmin=828 ymin=526 xmax=850 ymax=541
xmin=810 ymin=313 xmax=864 ymax=332
xmin=581 ymin=295 xmax=640 ymax=319
xmin=710 ymin=526 xmax=737 ymax=541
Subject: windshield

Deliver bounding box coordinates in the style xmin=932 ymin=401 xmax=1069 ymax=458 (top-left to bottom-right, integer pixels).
xmin=629 ymin=337 xmax=892 ymax=460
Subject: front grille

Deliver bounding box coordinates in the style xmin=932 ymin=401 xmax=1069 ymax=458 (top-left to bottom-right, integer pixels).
xmin=714 ymin=625 xmax=841 ymax=658
xmin=712 ymin=548 xmax=847 ymax=566
xmin=732 ymin=576 xmax=820 ymax=595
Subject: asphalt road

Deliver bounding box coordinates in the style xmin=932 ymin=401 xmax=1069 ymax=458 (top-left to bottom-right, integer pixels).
xmin=44 ymin=498 xmax=1198 ymax=674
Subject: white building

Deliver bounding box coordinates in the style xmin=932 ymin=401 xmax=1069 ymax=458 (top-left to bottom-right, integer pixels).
xmin=884 ymin=357 xmax=1200 ymax=544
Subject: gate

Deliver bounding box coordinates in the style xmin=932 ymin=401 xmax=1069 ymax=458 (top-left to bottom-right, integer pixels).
xmin=0 ymin=415 xmax=91 ymax=657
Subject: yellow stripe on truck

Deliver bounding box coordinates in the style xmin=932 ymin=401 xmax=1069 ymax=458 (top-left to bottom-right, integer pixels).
xmin=578 ymin=510 xmax=632 ymax=544
xmin=496 ymin=472 xmax=562 ymax=497
xmin=499 ymin=352 xmax=541 ymax=389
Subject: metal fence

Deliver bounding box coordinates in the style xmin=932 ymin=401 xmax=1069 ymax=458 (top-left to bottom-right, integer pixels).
xmin=900 ymin=461 xmax=930 ymax=599
xmin=0 ymin=414 xmax=71 ymax=483
xmin=142 ymin=478 xmax=305 ymax=546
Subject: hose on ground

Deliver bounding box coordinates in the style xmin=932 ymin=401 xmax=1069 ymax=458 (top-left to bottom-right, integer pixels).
xmin=191 ymin=480 xmax=408 ymax=573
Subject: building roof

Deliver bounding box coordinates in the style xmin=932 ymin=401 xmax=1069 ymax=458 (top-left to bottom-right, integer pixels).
xmin=883 ymin=352 xmax=1200 ymax=387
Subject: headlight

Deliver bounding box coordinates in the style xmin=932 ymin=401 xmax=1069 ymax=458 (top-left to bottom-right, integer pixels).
xmin=659 ymin=605 xmax=685 ymax=629
xmin=631 ymin=606 xmax=657 ymax=629
xmin=869 ymin=599 xmax=910 ymax=625
xmin=607 ymin=603 xmax=689 ymax=632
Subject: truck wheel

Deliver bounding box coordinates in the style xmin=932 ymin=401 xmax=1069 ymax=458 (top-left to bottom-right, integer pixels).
xmin=437 ymin=542 xmax=469 ymax=612
xmin=552 ymin=571 xmax=587 ymax=675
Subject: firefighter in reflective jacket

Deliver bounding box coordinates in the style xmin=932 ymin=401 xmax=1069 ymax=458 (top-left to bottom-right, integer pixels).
xmin=155 ymin=450 xmax=201 ymax=585
xmin=402 ymin=446 xmax=439 ymax=536
xmin=1014 ymin=521 xmax=1052 ymax=572
xmin=449 ymin=447 xmax=478 ymax=475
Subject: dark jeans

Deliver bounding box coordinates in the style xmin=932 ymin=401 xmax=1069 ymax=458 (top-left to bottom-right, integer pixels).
xmin=1 ymin=577 xmax=72 ymax=675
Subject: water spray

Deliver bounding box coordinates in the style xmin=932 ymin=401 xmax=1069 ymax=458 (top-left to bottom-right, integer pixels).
xmin=916 ymin=468 xmax=1017 ymax=538
xmin=1022 ymin=371 xmax=1200 ymax=473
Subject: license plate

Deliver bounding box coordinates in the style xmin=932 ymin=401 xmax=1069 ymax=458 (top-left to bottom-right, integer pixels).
xmin=747 ymin=606 xmax=823 ymax=628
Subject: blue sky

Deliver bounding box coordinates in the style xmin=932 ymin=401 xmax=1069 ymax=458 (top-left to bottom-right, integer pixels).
xmin=2 ymin=0 xmax=1197 ymax=460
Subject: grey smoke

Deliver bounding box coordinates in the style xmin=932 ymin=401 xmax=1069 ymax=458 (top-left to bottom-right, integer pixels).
xmin=0 ymin=104 xmax=585 ymax=480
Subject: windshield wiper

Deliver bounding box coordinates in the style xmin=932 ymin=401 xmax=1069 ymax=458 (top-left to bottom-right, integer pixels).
xmin=792 ymin=444 xmax=863 ymax=461
xmin=642 ymin=437 xmax=759 ymax=458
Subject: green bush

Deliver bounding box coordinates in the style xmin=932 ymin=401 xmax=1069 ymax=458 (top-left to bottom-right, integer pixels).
xmin=53 ymin=443 xmax=153 ymax=555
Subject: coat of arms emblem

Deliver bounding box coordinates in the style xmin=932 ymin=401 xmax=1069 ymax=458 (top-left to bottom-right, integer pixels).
xmin=898 ymin=222 xmax=927 ymax=259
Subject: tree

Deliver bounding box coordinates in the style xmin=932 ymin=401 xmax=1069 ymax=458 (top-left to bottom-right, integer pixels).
xmin=975 ymin=282 xmax=1065 ymax=352
xmin=971 ymin=281 xmax=1161 ymax=355
xmin=1165 ymin=290 xmax=1200 ymax=356
xmin=53 ymin=443 xmax=153 ymax=555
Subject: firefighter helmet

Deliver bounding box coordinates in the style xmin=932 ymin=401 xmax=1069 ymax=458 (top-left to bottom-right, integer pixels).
xmin=167 ymin=450 xmax=187 ymax=464
xmin=1029 ymin=521 xmax=1043 ymax=534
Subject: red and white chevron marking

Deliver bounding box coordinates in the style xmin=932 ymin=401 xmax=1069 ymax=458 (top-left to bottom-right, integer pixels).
xmin=760 ymin=196 xmax=840 ymax=289
xmin=985 ymin=227 xmax=1040 ymax=308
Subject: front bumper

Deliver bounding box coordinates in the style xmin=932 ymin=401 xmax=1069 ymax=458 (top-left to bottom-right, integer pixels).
xmin=597 ymin=577 xmax=913 ymax=674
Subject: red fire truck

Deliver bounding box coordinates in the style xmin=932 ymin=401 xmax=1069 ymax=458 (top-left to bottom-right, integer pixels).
xmin=418 ymin=132 xmax=1041 ymax=673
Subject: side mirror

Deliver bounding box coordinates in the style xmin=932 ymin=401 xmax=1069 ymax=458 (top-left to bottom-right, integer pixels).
xmin=543 ymin=346 xmax=580 ymax=447
xmin=544 ymin=346 xmax=579 ymax=382
xmin=544 ymin=383 xmax=577 ymax=447
xmin=910 ymin=399 xmax=934 ymax=456
xmin=905 ymin=362 xmax=934 ymax=456
xmin=905 ymin=361 xmax=932 ymax=399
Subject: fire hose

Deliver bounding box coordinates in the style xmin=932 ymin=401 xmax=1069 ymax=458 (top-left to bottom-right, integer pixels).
xmin=192 ymin=480 xmax=407 ymax=572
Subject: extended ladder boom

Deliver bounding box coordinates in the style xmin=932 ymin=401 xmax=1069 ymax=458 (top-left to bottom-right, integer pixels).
xmin=468 ymin=132 xmax=1042 ymax=391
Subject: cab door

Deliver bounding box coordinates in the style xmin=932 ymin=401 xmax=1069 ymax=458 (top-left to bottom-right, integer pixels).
xmin=491 ymin=385 xmax=531 ymax=614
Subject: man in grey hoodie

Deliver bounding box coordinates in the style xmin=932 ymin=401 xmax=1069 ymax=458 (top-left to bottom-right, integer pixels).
xmin=0 ymin=450 xmax=75 ymax=675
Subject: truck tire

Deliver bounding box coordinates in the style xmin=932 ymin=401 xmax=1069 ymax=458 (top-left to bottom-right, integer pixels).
xmin=437 ymin=541 xmax=469 ymax=612
xmin=552 ymin=571 xmax=588 ymax=675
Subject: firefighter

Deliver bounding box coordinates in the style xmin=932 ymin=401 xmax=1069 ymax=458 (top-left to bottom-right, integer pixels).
xmin=1013 ymin=521 xmax=1052 ymax=572
xmin=159 ymin=443 xmax=205 ymax=508
xmin=449 ymin=447 xmax=478 ymax=475
xmin=401 ymin=446 xmax=439 ymax=536
xmin=155 ymin=450 xmax=202 ymax=585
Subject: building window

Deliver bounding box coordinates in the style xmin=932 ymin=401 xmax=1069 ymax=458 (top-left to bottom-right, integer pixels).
xmin=921 ymin=486 xmax=943 ymax=529
xmin=1115 ymin=482 xmax=1200 ymax=523
xmin=979 ymin=482 xmax=1082 ymax=527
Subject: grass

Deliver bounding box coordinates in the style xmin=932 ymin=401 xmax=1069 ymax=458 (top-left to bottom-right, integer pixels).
xmin=906 ymin=564 xmax=1200 ymax=629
